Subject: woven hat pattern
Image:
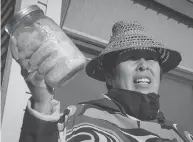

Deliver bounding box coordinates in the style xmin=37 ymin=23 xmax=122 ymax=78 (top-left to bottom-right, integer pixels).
xmin=101 ymin=21 xmax=168 ymax=64
xmin=86 ymin=20 xmax=181 ymax=81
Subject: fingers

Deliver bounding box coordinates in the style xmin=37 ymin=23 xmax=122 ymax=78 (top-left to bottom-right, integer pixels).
xmin=19 ymin=38 xmax=41 ymax=60
xmin=38 ymin=52 xmax=60 ymax=76
xmin=19 ymin=59 xmax=30 ymax=70
xmin=10 ymin=36 xmax=19 ymax=60
xmin=29 ymin=41 xmax=58 ymax=71
xmin=9 ymin=36 xmax=41 ymax=72
xmin=25 ymin=71 xmax=46 ymax=88
xmin=45 ymin=59 xmax=69 ymax=88
xmin=44 ymin=58 xmax=84 ymax=88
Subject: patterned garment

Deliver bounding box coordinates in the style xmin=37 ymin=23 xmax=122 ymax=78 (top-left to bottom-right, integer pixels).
xmin=24 ymin=95 xmax=193 ymax=142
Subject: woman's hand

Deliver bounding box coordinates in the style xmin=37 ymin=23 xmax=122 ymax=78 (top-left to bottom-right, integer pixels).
xmin=10 ymin=36 xmax=46 ymax=88
xmin=10 ymin=36 xmax=53 ymax=113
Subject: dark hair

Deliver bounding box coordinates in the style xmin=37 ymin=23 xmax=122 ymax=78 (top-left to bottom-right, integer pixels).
xmin=102 ymin=53 xmax=118 ymax=74
xmin=106 ymin=82 xmax=113 ymax=91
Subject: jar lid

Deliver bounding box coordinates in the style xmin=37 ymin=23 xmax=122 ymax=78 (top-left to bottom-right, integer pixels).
xmin=5 ymin=5 xmax=44 ymax=35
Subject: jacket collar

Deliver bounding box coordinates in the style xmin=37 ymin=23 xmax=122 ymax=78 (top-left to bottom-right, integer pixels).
xmin=79 ymin=93 xmax=165 ymax=123
xmin=79 ymin=94 xmax=122 ymax=113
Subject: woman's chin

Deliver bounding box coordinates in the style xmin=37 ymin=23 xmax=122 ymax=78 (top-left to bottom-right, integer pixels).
xmin=131 ymin=88 xmax=157 ymax=94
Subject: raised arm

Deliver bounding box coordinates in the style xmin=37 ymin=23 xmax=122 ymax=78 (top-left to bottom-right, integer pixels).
xmin=9 ymin=28 xmax=86 ymax=141
xmin=10 ymin=36 xmax=55 ymax=114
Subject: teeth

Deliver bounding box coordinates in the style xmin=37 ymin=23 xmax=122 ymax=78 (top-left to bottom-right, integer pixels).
xmin=137 ymin=82 xmax=149 ymax=84
xmin=134 ymin=78 xmax=150 ymax=84
xmin=136 ymin=78 xmax=150 ymax=82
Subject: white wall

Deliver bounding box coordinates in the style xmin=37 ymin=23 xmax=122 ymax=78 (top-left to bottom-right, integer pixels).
xmin=2 ymin=60 xmax=30 ymax=142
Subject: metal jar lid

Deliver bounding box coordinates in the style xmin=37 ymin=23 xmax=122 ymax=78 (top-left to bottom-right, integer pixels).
xmin=5 ymin=5 xmax=44 ymax=35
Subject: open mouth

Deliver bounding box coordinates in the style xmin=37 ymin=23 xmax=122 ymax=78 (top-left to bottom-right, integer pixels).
xmin=133 ymin=77 xmax=151 ymax=85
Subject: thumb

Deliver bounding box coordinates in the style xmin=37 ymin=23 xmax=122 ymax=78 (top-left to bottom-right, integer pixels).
xmin=26 ymin=71 xmax=46 ymax=88
xmin=10 ymin=36 xmax=19 ymax=61
xmin=22 ymin=70 xmax=46 ymax=88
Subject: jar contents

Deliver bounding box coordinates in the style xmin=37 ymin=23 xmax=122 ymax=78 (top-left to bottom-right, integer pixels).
xmin=14 ymin=18 xmax=86 ymax=88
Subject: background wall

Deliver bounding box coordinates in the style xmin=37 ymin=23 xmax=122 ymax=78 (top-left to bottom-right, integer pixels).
xmin=63 ymin=0 xmax=193 ymax=70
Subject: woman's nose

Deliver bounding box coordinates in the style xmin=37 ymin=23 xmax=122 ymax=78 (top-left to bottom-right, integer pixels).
xmin=136 ymin=58 xmax=148 ymax=71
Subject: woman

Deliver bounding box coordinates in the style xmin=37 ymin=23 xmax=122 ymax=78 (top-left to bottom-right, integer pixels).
xmin=11 ymin=21 xmax=192 ymax=142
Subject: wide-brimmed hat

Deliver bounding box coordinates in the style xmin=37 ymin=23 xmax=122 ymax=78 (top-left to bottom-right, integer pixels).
xmin=86 ymin=21 xmax=181 ymax=82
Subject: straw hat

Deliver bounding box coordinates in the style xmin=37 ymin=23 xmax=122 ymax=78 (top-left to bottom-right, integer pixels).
xmin=86 ymin=21 xmax=181 ymax=81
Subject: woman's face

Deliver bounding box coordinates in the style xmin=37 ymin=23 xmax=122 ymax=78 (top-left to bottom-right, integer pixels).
xmin=109 ymin=58 xmax=161 ymax=94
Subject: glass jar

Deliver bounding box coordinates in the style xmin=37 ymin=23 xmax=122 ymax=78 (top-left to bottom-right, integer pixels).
xmin=5 ymin=5 xmax=86 ymax=88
